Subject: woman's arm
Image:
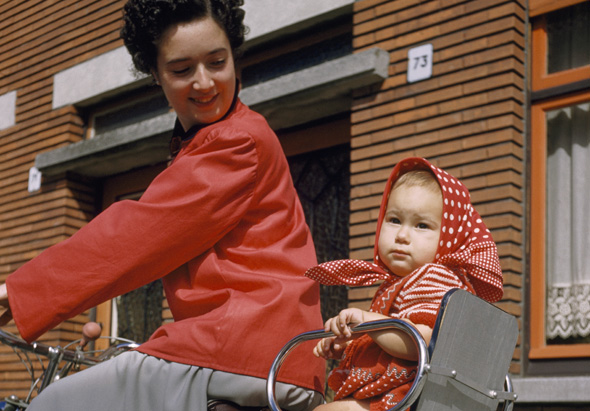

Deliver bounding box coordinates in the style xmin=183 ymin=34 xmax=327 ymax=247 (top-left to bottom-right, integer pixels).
xmin=6 ymin=128 xmax=260 ymax=342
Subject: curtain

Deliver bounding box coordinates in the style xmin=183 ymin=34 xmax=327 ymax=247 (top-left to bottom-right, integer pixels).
xmin=545 ymin=102 xmax=590 ymax=342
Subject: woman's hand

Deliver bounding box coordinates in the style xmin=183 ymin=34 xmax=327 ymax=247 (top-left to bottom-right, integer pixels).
xmin=0 ymin=283 xmax=12 ymax=326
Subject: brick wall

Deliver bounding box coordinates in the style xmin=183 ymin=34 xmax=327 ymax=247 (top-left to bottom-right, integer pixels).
xmin=0 ymin=0 xmax=124 ymax=398
xmin=0 ymin=0 xmax=529 ymax=400
xmin=349 ymin=0 xmax=526 ymax=374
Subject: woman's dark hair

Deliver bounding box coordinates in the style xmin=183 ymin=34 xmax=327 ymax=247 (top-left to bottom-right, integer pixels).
xmin=120 ymin=0 xmax=246 ymax=74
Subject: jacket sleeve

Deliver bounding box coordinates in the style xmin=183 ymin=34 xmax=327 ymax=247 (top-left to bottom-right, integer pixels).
xmin=7 ymin=127 xmax=259 ymax=342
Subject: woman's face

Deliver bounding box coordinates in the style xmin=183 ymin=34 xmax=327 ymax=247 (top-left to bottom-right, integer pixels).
xmin=154 ymin=17 xmax=236 ymax=130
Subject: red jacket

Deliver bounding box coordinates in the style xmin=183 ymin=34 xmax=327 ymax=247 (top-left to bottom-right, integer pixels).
xmin=7 ymin=100 xmax=325 ymax=392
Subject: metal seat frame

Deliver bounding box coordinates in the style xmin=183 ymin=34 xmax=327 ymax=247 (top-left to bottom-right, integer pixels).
xmin=267 ymin=288 xmax=518 ymax=411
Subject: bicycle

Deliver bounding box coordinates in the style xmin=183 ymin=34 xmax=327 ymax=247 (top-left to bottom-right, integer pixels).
xmin=0 ymin=323 xmax=138 ymax=410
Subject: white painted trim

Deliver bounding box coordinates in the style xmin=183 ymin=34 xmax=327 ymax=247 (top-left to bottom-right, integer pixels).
xmin=52 ymin=47 xmax=149 ymax=109
xmin=0 ymin=90 xmax=17 ymax=131
xmin=243 ymin=0 xmax=355 ymax=41
xmin=512 ymin=376 xmax=590 ymax=403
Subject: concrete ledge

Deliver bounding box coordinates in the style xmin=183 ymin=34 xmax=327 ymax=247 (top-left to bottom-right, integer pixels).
xmin=241 ymin=47 xmax=389 ymax=107
xmin=36 ymin=112 xmax=175 ymax=177
xmin=241 ymin=47 xmax=389 ymax=129
xmin=512 ymin=376 xmax=590 ymax=403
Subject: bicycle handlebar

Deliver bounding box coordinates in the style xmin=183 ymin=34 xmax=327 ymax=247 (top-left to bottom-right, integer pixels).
xmin=0 ymin=329 xmax=103 ymax=367
xmin=0 ymin=324 xmax=139 ymax=410
xmin=0 ymin=326 xmax=139 ymax=395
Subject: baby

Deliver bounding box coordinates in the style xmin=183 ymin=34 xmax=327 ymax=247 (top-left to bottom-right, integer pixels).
xmin=305 ymin=157 xmax=503 ymax=411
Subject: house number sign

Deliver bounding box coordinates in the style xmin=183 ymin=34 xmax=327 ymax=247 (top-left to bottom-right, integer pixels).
xmin=407 ymin=44 xmax=433 ymax=83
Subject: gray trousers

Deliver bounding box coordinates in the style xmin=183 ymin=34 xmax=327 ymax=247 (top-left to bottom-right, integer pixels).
xmin=26 ymin=351 xmax=323 ymax=411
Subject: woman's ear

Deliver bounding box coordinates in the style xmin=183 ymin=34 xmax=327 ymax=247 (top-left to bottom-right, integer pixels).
xmin=151 ymin=70 xmax=161 ymax=85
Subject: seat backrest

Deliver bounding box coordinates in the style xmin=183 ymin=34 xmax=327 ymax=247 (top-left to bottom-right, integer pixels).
xmin=413 ymin=289 xmax=518 ymax=411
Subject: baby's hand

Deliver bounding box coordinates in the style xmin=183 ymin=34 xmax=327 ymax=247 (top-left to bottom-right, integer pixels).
xmin=312 ymin=337 xmax=347 ymax=359
xmin=313 ymin=308 xmax=369 ymax=359
xmin=324 ymin=308 xmax=365 ymax=339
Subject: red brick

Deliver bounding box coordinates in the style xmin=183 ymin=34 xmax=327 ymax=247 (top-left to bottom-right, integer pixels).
xmin=349 ymin=248 xmax=374 ymax=261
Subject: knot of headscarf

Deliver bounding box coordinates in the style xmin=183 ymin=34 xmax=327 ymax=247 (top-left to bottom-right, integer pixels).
xmin=305 ymin=259 xmax=390 ymax=286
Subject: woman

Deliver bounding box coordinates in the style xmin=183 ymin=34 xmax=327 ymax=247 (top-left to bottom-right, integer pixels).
xmin=0 ymin=1 xmax=325 ymax=410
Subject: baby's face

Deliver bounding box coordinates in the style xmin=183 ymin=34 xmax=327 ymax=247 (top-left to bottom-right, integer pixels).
xmin=377 ymin=184 xmax=442 ymax=277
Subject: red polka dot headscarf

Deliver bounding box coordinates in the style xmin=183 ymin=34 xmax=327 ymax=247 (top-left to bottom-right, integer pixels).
xmin=373 ymin=157 xmax=503 ymax=302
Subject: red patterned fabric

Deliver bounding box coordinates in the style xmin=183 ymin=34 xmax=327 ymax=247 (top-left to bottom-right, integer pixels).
xmin=304 ymin=157 xmax=503 ymax=411
xmin=328 ymin=334 xmax=415 ymax=408
xmin=308 ymin=264 xmax=475 ymax=411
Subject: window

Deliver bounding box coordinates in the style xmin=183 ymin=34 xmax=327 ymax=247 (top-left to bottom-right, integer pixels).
xmin=529 ymin=0 xmax=590 ymax=359
xmin=530 ymin=0 xmax=590 ymax=93
xmin=86 ymin=87 xmax=170 ymax=139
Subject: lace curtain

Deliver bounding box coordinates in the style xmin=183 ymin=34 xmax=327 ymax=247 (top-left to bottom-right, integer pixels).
xmin=545 ymin=102 xmax=590 ymax=342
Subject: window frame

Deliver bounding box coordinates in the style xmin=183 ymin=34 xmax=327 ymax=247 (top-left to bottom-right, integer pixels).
xmin=530 ymin=89 xmax=590 ymax=359
xmin=529 ymin=0 xmax=587 ymax=17
xmin=529 ymin=0 xmax=590 ymax=359
xmin=531 ymin=2 xmax=590 ymax=93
